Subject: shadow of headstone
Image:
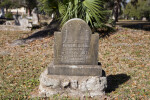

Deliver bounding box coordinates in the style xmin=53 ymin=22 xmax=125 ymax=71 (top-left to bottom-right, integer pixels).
xmin=24 ymin=19 xmax=60 ymax=40
xmin=105 ymin=74 xmax=130 ymax=93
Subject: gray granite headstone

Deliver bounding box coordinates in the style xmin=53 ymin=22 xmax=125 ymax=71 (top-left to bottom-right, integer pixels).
xmin=32 ymin=8 xmax=39 ymax=25
xmin=48 ymin=18 xmax=101 ymax=76
xmin=19 ymin=18 xmax=29 ymax=27
xmin=0 ymin=8 xmax=5 ymax=18
xmin=54 ymin=18 xmax=99 ymax=65
xmin=37 ymin=18 xmax=107 ymax=98
xmin=131 ymin=17 xmax=134 ymax=20
xmin=19 ymin=18 xmax=32 ymax=28
xmin=13 ymin=13 xmax=20 ymax=25
xmin=142 ymin=17 xmax=147 ymax=21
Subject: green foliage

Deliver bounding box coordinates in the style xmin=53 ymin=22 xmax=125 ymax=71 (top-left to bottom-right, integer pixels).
xmin=124 ymin=3 xmax=137 ymax=18
xmin=25 ymin=0 xmax=37 ymax=16
xmin=0 ymin=0 xmax=26 ymax=8
xmin=5 ymin=12 xmax=13 ymax=19
xmin=0 ymin=0 xmax=14 ymax=10
xmin=105 ymin=0 xmax=127 ymax=10
xmin=104 ymin=0 xmax=127 ymax=22
xmin=38 ymin=0 xmax=108 ymax=29
xmin=25 ymin=0 xmax=37 ymax=9
xmin=125 ymin=0 xmax=150 ymax=20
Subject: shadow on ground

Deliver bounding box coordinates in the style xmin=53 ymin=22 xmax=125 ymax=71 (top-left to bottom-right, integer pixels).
xmin=24 ymin=28 xmax=55 ymax=40
xmin=24 ymin=20 xmax=60 ymax=40
xmin=97 ymin=27 xmax=116 ymax=38
xmin=11 ymin=20 xmax=60 ymax=46
xmin=105 ymin=74 xmax=130 ymax=93
xmin=117 ymin=21 xmax=150 ymax=31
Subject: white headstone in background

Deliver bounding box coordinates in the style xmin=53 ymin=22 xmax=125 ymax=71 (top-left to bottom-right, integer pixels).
xmin=142 ymin=17 xmax=147 ymax=21
xmin=51 ymin=13 xmax=54 ymax=19
xmin=131 ymin=17 xmax=134 ymax=20
xmin=0 ymin=8 xmax=5 ymax=18
xmin=13 ymin=14 xmax=20 ymax=25
xmin=32 ymin=8 xmax=39 ymax=25
xmin=19 ymin=18 xmax=32 ymax=28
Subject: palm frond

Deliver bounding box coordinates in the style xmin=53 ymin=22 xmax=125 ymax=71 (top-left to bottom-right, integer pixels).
xmin=38 ymin=0 xmax=107 ymax=29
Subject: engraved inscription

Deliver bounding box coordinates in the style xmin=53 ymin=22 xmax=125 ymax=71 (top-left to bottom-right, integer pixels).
xmin=60 ymin=43 xmax=91 ymax=64
xmin=54 ymin=18 xmax=97 ymax=65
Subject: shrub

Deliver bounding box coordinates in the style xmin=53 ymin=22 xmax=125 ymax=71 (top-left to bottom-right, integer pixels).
xmin=5 ymin=12 xmax=13 ymax=19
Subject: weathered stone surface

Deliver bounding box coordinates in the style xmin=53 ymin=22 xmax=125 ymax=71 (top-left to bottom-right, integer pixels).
xmin=70 ymin=80 xmax=78 ymax=89
xmin=35 ymin=18 xmax=107 ymax=98
xmin=79 ymin=80 xmax=87 ymax=92
xmin=39 ymin=69 xmax=60 ymax=88
xmin=100 ymin=77 xmax=107 ymax=90
xmin=86 ymin=77 xmax=100 ymax=91
xmin=32 ymin=8 xmax=39 ymax=25
xmin=13 ymin=14 xmax=20 ymax=25
xmin=48 ymin=18 xmax=100 ymax=76
xmin=54 ymin=18 xmax=99 ymax=65
xmin=4 ymin=21 xmax=15 ymax=25
xmin=37 ymin=68 xmax=107 ymax=98
xmin=86 ymin=77 xmax=107 ymax=92
xmin=0 ymin=8 xmax=5 ymax=18
xmin=0 ymin=17 xmax=32 ymax=31
xmin=142 ymin=17 xmax=147 ymax=21
xmin=39 ymin=84 xmax=60 ymax=97
xmin=48 ymin=64 xmax=102 ymax=76
xmin=19 ymin=18 xmax=31 ymax=28
xmin=61 ymin=79 xmax=70 ymax=88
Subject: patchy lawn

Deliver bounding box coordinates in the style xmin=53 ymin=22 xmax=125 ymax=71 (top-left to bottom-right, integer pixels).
xmin=0 ymin=27 xmax=150 ymax=99
xmin=99 ymin=27 xmax=150 ymax=99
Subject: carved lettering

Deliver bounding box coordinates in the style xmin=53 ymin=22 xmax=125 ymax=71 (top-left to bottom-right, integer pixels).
xmin=54 ymin=18 xmax=98 ymax=65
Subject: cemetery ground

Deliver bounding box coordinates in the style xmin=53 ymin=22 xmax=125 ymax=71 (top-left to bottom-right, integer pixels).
xmin=0 ymin=26 xmax=150 ymax=99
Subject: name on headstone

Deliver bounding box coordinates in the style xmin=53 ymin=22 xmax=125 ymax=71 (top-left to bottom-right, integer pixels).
xmin=54 ymin=18 xmax=99 ymax=65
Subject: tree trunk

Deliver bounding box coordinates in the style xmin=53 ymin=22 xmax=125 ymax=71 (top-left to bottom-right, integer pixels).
xmin=114 ymin=1 xmax=119 ymax=22
xmin=29 ymin=8 xmax=32 ymax=16
xmin=6 ymin=8 xmax=8 ymax=13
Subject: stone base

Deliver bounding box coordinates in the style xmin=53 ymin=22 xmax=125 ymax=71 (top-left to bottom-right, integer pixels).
xmin=48 ymin=63 xmax=102 ymax=76
xmin=34 ymin=66 xmax=107 ymax=98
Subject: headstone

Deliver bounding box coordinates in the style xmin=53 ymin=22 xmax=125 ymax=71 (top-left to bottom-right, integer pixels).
xmin=0 ymin=8 xmax=5 ymax=18
xmin=19 ymin=18 xmax=32 ymax=28
xmin=131 ymin=17 xmax=134 ymax=20
xmin=51 ymin=13 xmax=54 ymax=19
xmin=142 ymin=17 xmax=147 ymax=21
xmin=54 ymin=18 xmax=98 ymax=65
xmin=32 ymin=8 xmax=39 ymax=25
xmin=36 ymin=18 xmax=107 ymax=98
xmin=13 ymin=12 xmax=20 ymax=25
xmin=19 ymin=18 xmax=29 ymax=27
xmin=5 ymin=21 xmax=15 ymax=25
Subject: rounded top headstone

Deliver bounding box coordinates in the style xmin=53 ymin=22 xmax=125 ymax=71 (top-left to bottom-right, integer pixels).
xmin=54 ymin=18 xmax=99 ymax=65
xmin=61 ymin=18 xmax=92 ymax=43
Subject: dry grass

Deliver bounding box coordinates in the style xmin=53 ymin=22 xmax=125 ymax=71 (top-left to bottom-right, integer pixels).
xmin=99 ymin=28 xmax=150 ymax=99
xmin=0 ymin=27 xmax=150 ymax=99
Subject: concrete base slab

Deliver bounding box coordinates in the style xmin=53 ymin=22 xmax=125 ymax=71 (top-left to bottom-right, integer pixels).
xmin=32 ymin=66 xmax=107 ymax=98
xmin=48 ymin=63 xmax=102 ymax=76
